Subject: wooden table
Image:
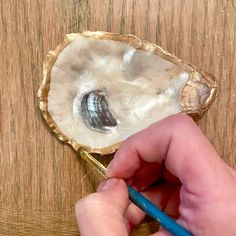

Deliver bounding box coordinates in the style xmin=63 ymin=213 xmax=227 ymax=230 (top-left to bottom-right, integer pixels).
xmin=0 ymin=0 xmax=235 ymax=235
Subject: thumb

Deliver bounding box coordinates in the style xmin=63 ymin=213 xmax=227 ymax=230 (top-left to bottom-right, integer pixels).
xmin=75 ymin=178 xmax=129 ymax=236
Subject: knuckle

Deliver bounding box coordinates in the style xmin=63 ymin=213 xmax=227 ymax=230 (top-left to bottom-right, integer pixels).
xmin=170 ymin=113 xmax=191 ymax=121
xmin=147 ymin=113 xmax=194 ymax=134
xmin=167 ymin=113 xmax=194 ymax=129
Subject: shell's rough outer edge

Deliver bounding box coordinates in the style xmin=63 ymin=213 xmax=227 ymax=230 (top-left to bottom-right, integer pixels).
xmin=37 ymin=31 xmax=218 ymax=155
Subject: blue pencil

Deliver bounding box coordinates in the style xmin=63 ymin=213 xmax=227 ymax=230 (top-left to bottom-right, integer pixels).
xmin=128 ymin=185 xmax=192 ymax=236
xmin=79 ymin=148 xmax=193 ymax=236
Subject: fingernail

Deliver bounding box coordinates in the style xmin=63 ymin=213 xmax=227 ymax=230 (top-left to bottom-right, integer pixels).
xmin=107 ymin=159 xmax=118 ymax=177
xmin=99 ymin=178 xmax=119 ymax=192
xmin=97 ymin=180 xmax=106 ymax=192
xmin=106 ymin=162 xmax=113 ymax=177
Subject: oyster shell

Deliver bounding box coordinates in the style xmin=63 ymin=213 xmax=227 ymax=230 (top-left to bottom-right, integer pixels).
xmin=37 ymin=31 xmax=217 ymax=155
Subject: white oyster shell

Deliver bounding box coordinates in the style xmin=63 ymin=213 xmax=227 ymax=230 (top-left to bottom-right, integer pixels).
xmin=38 ymin=31 xmax=217 ymax=154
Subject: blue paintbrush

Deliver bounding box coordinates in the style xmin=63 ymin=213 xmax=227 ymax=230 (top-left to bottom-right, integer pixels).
xmin=79 ymin=148 xmax=192 ymax=236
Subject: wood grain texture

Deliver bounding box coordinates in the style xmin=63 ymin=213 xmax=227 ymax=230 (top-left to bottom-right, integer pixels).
xmin=0 ymin=0 xmax=235 ymax=235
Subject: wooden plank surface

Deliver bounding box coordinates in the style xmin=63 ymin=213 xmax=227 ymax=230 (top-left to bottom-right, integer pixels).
xmin=0 ymin=0 xmax=235 ymax=235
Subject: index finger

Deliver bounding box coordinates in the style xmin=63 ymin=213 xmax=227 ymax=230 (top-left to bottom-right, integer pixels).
xmin=107 ymin=114 xmax=226 ymax=190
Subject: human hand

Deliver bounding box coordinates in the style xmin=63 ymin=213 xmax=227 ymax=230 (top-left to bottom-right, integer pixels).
xmin=75 ymin=114 xmax=236 ymax=236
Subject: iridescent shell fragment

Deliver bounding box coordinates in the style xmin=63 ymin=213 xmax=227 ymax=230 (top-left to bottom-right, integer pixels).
xmin=37 ymin=31 xmax=217 ymax=155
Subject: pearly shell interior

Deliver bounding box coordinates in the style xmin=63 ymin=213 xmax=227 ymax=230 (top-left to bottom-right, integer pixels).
xmin=48 ymin=37 xmax=190 ymax=148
